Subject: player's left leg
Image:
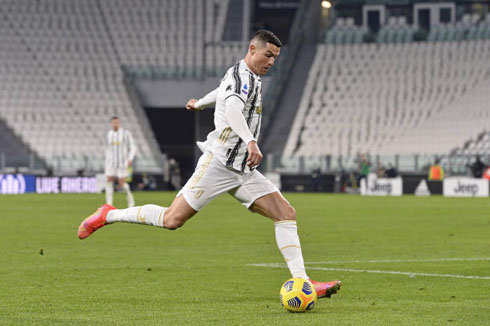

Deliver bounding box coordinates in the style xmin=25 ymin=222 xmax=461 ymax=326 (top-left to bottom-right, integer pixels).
xmin=118 ymin=177 xmax=135 ymax=208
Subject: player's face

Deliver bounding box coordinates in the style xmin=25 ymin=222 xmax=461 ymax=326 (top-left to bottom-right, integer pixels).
xmin=110 ymin=118 xmax=120 ymax=131
xmin=251 ymin=42 xmax=280 ymax=76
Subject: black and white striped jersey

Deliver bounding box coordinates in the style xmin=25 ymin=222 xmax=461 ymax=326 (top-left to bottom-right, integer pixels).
xmin=105 ymin=128 xmax=137 ymax=170
xmin=197 ymin=60 xmax=262 ymax=173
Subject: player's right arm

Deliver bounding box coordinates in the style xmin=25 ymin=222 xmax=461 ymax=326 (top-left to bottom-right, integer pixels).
xmin=186 ymin=88 xmax=218 ymax=111
xmin=224 ymin=96 xmax=262 ymax=167
xmin=221 ymin=68 xmax=263 ymax=167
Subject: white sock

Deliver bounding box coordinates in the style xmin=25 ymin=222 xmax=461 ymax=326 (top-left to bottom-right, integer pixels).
xmin=105 ymin=181 xmax=114 ymax=205
xmin=275 ymin=220 xmax=309 ymax=279
xmin=122 ymin=183 xmax=135 ymax=207
xmin=106 ymin=204 xmax=166 ymax=227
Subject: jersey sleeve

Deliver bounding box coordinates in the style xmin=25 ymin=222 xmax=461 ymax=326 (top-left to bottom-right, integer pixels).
xmin=104 ymin=132 xmax=111 ymax=165
xmin=126 ymin=131 xmax=137 ymax=161
xmin=223 ymin=69 xmax=251 ymax=105
xmin=225 ymin=96 xmax=255 ymax=145
xmin=195 ymin=88 xmax=218 ymax=109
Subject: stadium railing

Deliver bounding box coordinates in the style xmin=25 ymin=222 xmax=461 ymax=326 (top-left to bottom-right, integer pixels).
xmin=264 ymin=153 xmax=486 ymax=176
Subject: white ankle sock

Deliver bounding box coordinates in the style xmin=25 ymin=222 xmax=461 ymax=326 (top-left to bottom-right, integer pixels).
xmin=275 ymin=220 xmax=309 ymax=279
xmin=122 ymin=183 xmax=135 ymax=207
xmin=106 ymin=204 xmax=166 ymax=227
xmin=105 ymin=181 xmax=114 ymax=205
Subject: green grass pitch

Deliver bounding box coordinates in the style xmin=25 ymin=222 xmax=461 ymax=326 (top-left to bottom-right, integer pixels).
xmin=0 ymin=192 xmax=489 ymax=325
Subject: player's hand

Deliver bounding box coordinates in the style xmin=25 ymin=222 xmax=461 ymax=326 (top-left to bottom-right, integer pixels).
xmin=128 ymin=160 xmax=133 ymax=167
xmin=186 ymin=99 xmax=199 ymax=111
xmin=247 ymin=141 xmax=262 ymax=168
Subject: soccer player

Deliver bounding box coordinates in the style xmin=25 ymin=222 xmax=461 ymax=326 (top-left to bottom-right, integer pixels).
xmin=104 ymin=116 xmax=136 ymax=208
xmin=79 ymin=30 xmax=341 ymax=298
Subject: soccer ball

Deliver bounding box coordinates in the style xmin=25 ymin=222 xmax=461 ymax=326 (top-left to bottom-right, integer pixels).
xmin=279 ymin=277 xmax=317 ymax=312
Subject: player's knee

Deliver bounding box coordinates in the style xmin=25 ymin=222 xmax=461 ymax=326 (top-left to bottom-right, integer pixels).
xmin=286 ymin=205 xmax=296 ymax=221
xmin=162 ymin=214 xmax=186 ymax=230
xmin=271 ymin=204 xmax=296 ymax=222
xmin=283 ymin=205 xmax=296 ymax=221
xmin=163 ymin=218 xmax=182 ymax=230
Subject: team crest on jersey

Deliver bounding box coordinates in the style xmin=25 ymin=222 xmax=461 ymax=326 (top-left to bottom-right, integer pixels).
xmin=256 ymin=104 xmax=262 ymax=114
xmin=242 ymin=84 xmax=248 ymax=95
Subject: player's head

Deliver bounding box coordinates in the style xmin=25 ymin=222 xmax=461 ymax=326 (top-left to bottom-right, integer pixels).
xmin=245 ymin=30 xmax=282 ymax=76
xmin=110 ymin=116 xmax=120 ymax=131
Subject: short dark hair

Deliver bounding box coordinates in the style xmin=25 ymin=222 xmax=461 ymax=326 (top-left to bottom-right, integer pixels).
xmin=252 ymin=30 xmax=282 ymax=48
xmin=110 ymin=116 xmax=119 ymax=121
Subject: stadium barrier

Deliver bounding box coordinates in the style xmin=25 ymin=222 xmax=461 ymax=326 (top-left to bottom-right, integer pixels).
xmin=0 ymin=174 xmax=36 ymax=194
xmin=402 ymin=176 xmax=442 ymax=195
xmin=360 ymin=174 xmax=403 ymax=196
xmin=0 ymin=173 xmax=170 ymax=195
xmin=2 ymin=174 xmax=489 ymax=197
xmin=443 ymin=177 xmax=489 ymax=197
xmin=0 ymin=174 xmax=98 ymax=194
xmin=277 ymin=173 xmax=489 ymax=197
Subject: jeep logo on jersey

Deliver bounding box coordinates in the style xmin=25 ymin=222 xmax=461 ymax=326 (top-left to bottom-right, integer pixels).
xmin=242 ymin=84 xmax=248 ymax=95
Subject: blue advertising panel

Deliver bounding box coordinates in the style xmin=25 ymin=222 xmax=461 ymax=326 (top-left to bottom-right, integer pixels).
xmin=36 ymin=176 xmax=97 ymax=194
xmin=0 ymin=175 xmax=98 ymax=194
xmin=0 ymin=174 xmax=36 ymax=194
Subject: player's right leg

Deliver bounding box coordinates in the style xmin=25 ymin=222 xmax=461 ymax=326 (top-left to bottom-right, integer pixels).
xmin=106 ymin=195 xmax=197 ymax=229
xmin=77 ymin=195 xmax=197 ymax=239
xmin=78 ymin=151 xmax=237 ymax=239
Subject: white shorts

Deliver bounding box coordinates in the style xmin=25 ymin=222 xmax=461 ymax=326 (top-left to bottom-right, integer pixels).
xmin=177 ymin=152 xmax=279 ymax=211
xmin=105 ymin=167 xmax=128 ymax=179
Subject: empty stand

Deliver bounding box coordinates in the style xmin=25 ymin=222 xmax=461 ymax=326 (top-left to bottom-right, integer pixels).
xmin=324 ymin=17 xmax=367 ymax=45
xmin=0 ymin=0 xmax=162 ymax=172
xmin=377 ymin=16 xmax=416 ymax=43
xmin=0 ymin=0 xmax=244 ymax=173
xmin=284 ymin=40 xmax=490 ymax=158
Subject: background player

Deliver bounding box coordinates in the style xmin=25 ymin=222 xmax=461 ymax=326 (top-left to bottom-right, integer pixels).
xmin=104 ymin=116 xmax=137 ymax=208
xmin=79 ymin=31 xmax=341 ymax=298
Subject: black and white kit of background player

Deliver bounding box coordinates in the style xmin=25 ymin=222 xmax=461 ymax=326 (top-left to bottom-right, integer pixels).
xmin=104 ymin=116 xmax=136 ymax=208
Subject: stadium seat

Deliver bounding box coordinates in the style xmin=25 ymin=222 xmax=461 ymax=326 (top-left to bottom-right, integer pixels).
xmin=283 ymin=40 xmax=490 ymax=159
xmin=0 ymin=0 xmax=177 ymax=173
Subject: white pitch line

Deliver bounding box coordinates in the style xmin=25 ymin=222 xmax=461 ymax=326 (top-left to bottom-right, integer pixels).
xmin=248 ymin=263 xmax=490 ymax=280
xmin=304 ymin=257 xmax=490 ymax=265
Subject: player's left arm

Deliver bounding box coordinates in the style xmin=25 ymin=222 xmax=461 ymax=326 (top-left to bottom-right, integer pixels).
xmin=127 ymin=131 xmax=137 ymax=167
xmin=186 ymin=88 xmax=218 ymax=111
